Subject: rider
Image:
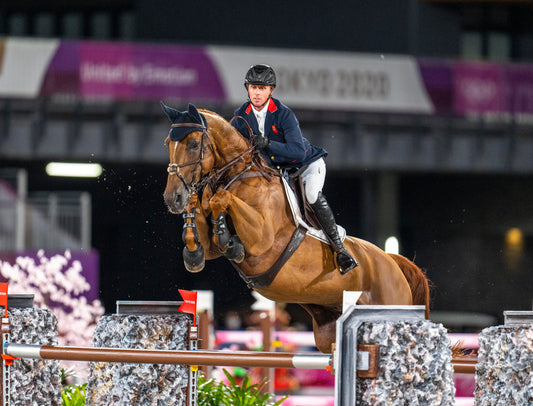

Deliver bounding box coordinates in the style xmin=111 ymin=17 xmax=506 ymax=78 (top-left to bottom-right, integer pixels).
xmin=231 ymin=64 xmax=358 ymax=274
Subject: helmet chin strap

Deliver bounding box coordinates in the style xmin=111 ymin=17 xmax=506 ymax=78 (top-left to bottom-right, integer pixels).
xmin=249 ymin=95 xmax=271 ymax=110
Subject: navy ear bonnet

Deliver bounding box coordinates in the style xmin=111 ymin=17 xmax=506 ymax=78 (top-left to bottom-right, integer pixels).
xmin=160 ymin=102 xmax=207 ymax=142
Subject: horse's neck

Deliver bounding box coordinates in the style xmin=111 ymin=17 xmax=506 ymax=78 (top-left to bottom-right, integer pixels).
xmin=211 ymin=121 xmax=251 ymax=170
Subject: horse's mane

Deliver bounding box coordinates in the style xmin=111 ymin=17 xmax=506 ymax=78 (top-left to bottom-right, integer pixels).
xmin=199 ymin=109 xmax=278 ymax=177
xmin=198 ymin=108 xmax=225 ymax=122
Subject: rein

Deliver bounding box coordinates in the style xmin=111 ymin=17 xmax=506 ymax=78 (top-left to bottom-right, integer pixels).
xmin=167 ymin=117 xmax=278 ymax=194
xmin=228 ymin=115 xmax=279 ymax=183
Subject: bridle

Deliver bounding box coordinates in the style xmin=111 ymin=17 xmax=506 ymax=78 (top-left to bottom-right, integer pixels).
xmin=167 ymin=121 xmax=212 ymax=194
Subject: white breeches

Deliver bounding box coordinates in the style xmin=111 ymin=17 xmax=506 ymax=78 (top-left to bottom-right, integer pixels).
xmin=300 ymin=158 xmax=326 ymax=204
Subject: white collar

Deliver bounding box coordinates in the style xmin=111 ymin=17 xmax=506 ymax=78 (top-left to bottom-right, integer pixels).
xmin=252 ymin=104 xmax=268 ymax=135
xmin=252 ymin=105 xmax=268 ymax=118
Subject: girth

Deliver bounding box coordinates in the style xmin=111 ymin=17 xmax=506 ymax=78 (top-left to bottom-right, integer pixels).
xmin=231 ymin=225 xmax=307 ymax=290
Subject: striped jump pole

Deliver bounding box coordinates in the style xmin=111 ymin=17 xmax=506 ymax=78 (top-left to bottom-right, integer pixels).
xmin=4 ymin=343 xmax=331 ymax=370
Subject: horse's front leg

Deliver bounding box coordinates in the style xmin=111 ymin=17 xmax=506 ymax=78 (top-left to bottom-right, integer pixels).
xmin=209 ymin=188 xmax=245 ymax=263
xmin=209 ymin=189 xmax=275 ymax=257
xmin=182 ymin=193 xmax=221 ymax=272
xmin=211 ymin=211 xmax=245 ymax=263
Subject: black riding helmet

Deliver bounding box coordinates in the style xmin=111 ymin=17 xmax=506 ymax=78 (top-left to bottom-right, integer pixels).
xmin=244 ymin=64 xmax=276 ymax=88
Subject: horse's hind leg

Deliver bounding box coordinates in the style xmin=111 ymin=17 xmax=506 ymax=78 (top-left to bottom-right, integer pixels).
xmin=300 ymin=304 xmax=341 ymax=354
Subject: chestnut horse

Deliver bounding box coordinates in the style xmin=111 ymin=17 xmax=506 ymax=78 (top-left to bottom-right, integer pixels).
xmin=162 ymin=103 xmax=430 ymax=354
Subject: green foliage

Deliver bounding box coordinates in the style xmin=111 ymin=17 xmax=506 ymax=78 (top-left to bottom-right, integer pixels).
xmin=61 ymin=368 xmax=87 ymax=406
xmin=61 ymin=383 xmax=87 ymax=406
xmin=198 ymin=369 xmax=288 ymax=406
xmin=58 ymin=367 xmax=287 ymax=406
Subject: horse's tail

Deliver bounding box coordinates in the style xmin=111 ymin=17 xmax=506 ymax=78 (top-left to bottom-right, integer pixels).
xmin=388 ymin=253 xmax=431 ymax=319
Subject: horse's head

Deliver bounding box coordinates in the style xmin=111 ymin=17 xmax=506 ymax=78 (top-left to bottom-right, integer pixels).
xmin=161 ymin=102 xmax=215 ymax=214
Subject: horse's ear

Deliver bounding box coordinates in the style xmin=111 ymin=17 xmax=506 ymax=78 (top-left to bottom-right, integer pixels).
xmin=187 ymin=103 xmax=202 ymax=124
xmin=160 ymin=101 xmax=179 ymax=122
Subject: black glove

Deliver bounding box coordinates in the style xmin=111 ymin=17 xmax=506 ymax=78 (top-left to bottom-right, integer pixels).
xmin=252 ymin=134 xmax=270 ymax=150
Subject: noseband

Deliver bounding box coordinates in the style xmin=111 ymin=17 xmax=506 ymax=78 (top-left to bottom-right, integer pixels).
xmin=167 ymin=121 xmax=211 ymax=194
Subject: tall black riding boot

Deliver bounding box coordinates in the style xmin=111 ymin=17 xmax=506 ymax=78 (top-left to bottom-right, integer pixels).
xmin=310 ymin=192 xmax=358 ymax=274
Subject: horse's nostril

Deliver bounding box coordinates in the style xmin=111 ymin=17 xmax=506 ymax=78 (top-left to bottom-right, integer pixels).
xmin=164 ymin=190 xmax=188 ymax=214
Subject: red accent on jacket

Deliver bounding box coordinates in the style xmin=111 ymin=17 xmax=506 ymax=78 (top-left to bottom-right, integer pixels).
xmin=267 ymin=98 xmax=278 ymax=113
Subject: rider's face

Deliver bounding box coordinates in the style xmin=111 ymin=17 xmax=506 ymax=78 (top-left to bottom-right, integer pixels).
xmin=247 ymin=84 xmax=274 ymax=110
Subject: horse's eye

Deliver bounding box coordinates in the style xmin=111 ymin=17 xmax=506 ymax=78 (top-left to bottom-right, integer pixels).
xmin=187 ymin=139 xmax=200 ymax=151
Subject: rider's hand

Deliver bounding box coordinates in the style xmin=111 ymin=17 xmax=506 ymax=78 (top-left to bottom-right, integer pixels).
xmin=252 ymin=135 xmax=270 ymax=150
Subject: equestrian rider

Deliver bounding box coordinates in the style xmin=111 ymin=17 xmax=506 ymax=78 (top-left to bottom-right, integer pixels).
xmin=231 ymin=64 xmax=358 ymax=274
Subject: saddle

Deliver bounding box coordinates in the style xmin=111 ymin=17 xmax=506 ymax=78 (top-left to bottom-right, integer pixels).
xmin=288 ymin=173 xmax=321 ymax=230
xmin=282 ymin=173 xmax=346 ymax=244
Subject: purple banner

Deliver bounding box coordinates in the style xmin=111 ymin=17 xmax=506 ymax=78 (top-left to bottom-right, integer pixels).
xmin=32 ymin=38 xmax=533 ymax=115
xmin=418 ymin=59 xmax=454 ymax=115
xmin=41 ymin=41 xmax=225 ymax=102
xmin=419 ymin=59 xmax=533 ymax=115
xmin=506 ymin=65 xmax=533 ymax=113
xmin=454 ymin=62 xmax=506 ymax=114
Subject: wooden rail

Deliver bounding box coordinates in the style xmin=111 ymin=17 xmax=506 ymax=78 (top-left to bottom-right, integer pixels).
xmin=4 ymin=343 xmax=331 ymax=370
xmin=451 ymin=358 xmax=477 ymax=374
xmin=5 ymin=343 xmax=477 ymax=374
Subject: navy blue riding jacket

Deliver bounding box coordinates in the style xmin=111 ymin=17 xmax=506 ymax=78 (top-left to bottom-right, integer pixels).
xmin=232 ymin=97 xmax=327 ymax=170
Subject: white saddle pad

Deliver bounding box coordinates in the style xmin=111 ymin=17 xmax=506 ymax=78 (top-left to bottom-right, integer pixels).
xmin=281 ymin=177 xmax=346 ymax=244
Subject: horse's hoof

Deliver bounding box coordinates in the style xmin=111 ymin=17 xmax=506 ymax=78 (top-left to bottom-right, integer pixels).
xmin=225 ymin=236 xmax=245 ymax=263
xmin=185 ymin=261 xmax=205 ymax=273
xmin=232 ymin=250 xmax=245 ymax=263
xmin=183 ymin=245 xmax=205 ymax=273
